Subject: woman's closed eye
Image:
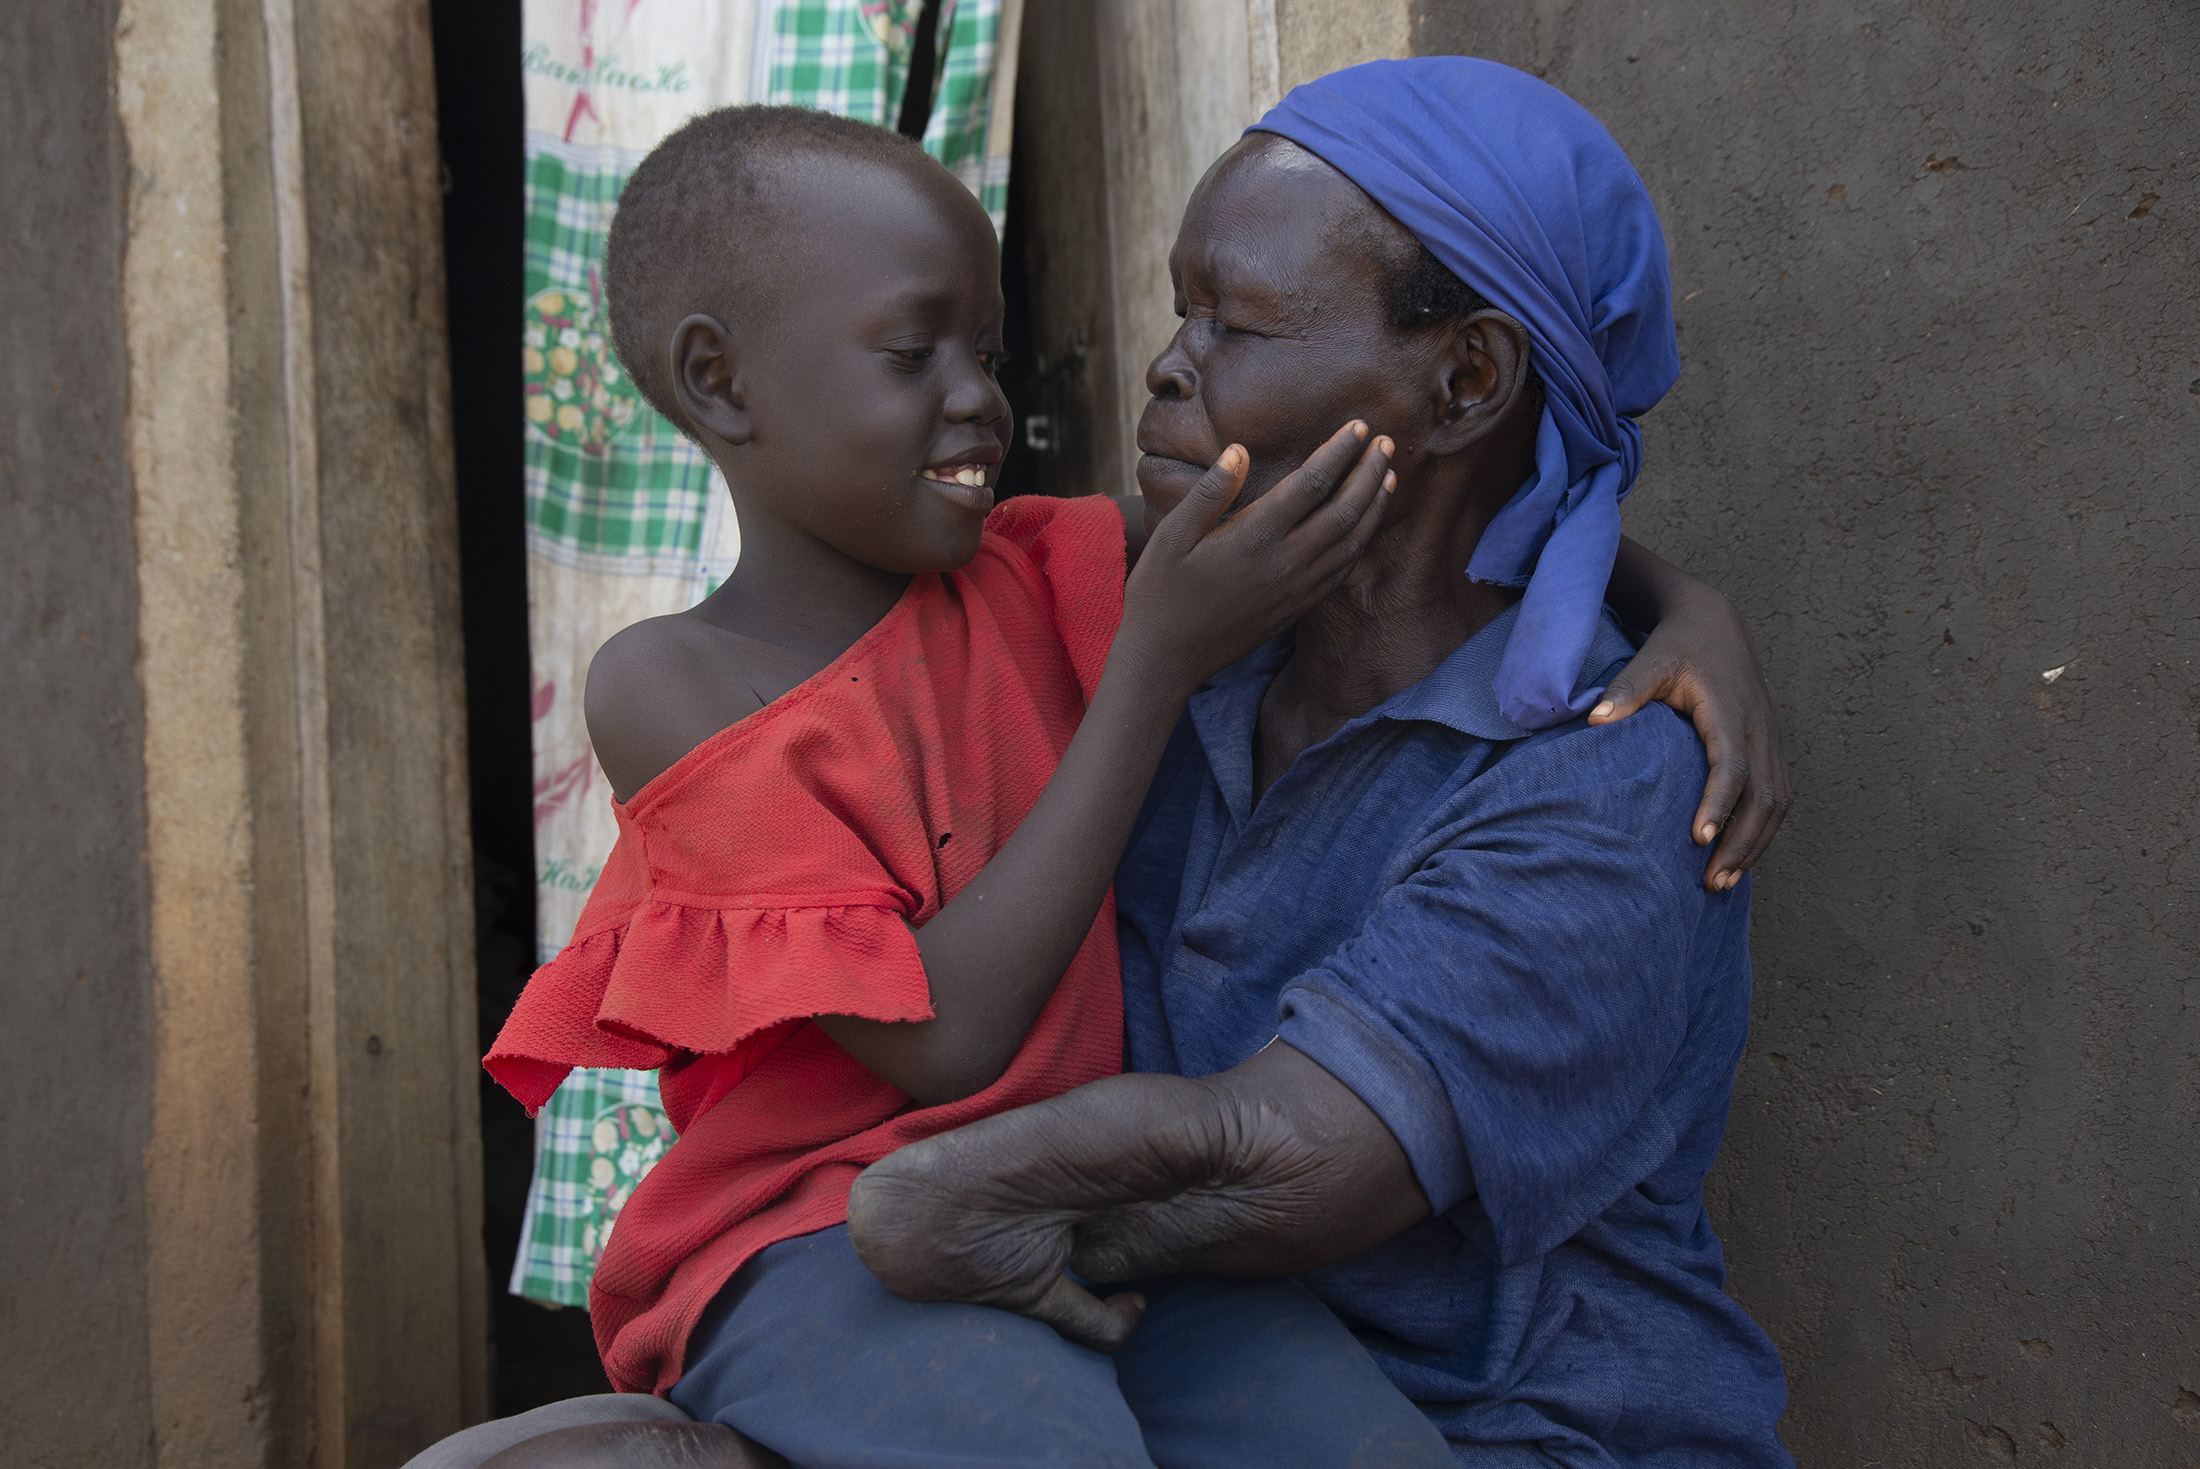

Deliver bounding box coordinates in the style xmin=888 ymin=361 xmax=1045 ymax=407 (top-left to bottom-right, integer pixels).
xmin=1185 ymin=304 xmax=1276 ymax=342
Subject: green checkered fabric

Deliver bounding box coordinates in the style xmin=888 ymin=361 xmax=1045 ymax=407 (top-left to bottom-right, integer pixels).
xmin=522 ymin=149 xmax=716 ymax=572
xmin=922 ymin=0 xmax=1011 ymax=222
xmin=508 ymin=1068 xmax=679 ymax=1303
xmin=513 ymin=0 xmax=1014 ymax=1309
xmin=765 ymin=0 xmax=899 ymax=124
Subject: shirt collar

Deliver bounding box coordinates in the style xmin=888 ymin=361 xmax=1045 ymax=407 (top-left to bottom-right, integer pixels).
xmin=1381 ymin=601 xmax=1636 ymax=742
xmin=1187 ymin=604 xmax=1639 ymax=824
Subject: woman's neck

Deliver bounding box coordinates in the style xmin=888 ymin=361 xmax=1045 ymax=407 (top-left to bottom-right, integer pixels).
xmin=1253 ymin=461 xmax=1522 ymax=800
xmin=1277 ymin=478 xmax=1517 ymax=723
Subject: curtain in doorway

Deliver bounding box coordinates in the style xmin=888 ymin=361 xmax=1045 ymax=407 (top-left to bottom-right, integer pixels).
xmin=513 ymin=0 xmax=1022 ymax=1308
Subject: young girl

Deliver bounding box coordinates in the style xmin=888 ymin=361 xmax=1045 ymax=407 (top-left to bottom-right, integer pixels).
xmin=484 ymin=105 xmax=1777 ymax=1467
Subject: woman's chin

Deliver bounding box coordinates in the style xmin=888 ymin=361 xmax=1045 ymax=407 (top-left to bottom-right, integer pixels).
xmin=1135 ymin=452 xmax=1201 ymax=514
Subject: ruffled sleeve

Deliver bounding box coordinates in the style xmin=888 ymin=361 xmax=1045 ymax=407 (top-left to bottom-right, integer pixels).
xmin=982 ymin=495 xmax=1127 ymax=703
xmin=486 ymin=892 xmax=934 ymax=1114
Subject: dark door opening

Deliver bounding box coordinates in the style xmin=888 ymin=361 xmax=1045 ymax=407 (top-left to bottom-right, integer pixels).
xmin=428 ymin=0 xmax=610 ymax=1415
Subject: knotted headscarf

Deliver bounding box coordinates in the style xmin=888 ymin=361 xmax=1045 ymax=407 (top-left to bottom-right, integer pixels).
xmin=1250 ymin=58 xmax=1679 ymax=731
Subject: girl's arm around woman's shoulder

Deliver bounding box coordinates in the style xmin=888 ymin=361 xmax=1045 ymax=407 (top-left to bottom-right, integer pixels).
xmin=1111 ymin=497 xmax=1793 ymax=891
xmin=1597 ymin=536 xmax=1793 ymax=891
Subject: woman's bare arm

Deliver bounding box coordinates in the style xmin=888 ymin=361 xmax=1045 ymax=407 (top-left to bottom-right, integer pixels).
xmin=846 ymin=1042 xmax=1425 ymax=1352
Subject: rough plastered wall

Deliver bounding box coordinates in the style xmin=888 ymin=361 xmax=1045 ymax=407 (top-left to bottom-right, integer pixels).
xmin=1412 ymin=1 xmax=2199 ymax=1463
xmin=0 ymin=0 xmax=158 ymax=1460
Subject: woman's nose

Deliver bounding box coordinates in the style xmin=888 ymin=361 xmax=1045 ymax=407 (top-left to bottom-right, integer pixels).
xmin=1145 ymin=326 xmax=1198 ymax=401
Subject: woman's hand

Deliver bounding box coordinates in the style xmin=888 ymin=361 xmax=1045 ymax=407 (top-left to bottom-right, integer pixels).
xmin=1592 ymin=544 xmax=1791 ymax=890
xmin=1117 ymin=422 xmax=1393 ymax=698
xmin=847 ymin=1045 xmax=1427 ymax=1354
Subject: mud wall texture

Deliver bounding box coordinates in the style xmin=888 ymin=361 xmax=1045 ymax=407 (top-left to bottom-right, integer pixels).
xmin=1412 ymin=1 xmax=2198 ymax=1462
xmin=0 ymin=0 xmax=158 ymax=1462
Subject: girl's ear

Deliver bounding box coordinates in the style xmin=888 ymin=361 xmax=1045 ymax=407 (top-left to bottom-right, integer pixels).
xmin=1421 ymin=310 xmax=1534 ymax=456
xmin=670 ymin=313 xmax=752 ymax=446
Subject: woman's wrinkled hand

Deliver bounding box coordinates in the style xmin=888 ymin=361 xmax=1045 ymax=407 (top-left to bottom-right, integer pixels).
xmin=845 ymin=1105 xmax=1151 ymax=1355
xmin=846 ymin=1050 xmax=1430 ymax=1355
xmin=1588 ymin=587 xmax=1791 ymax=890
xmin=845 ymin=1069 xmax=1317 ymax=1355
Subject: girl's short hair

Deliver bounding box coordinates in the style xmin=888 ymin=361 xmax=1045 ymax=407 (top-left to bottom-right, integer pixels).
xmin=603 ymin=105 xmax=934 ymax=428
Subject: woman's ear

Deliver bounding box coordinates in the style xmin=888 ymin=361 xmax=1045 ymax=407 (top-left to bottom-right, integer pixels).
xmin=669 ymin=313 xmax=752 ymax=446
xmin=1422 ymin=310 xmax=1534 ymax=455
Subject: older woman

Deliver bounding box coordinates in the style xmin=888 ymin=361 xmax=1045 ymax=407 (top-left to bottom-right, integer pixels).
xmin=848 ymin=59 xmax=1794 ymax=1466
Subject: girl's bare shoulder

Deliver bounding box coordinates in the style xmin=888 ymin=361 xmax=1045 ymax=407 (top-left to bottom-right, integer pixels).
xmin=584 ymin=611 xmax=770 ymax=803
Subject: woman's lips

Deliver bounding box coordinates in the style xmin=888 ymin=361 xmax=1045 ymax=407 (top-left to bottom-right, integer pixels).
xmin=1135 ymin=451 xmax=1204 ymax=510
xmin=1136 ymin=451 xmax=1204 ymax=484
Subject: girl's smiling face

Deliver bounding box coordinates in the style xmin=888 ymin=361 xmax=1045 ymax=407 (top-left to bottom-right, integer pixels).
xmin=1136 ymin=136 xmax=1444 ymax=529
xmin=672 ymin=154 xmax=1013 ymax=575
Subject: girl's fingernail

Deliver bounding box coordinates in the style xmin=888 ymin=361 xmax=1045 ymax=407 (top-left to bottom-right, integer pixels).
xmin=1376 ymin=435 xmax=1394 ymax=455
xmin=1382 ymin=470 xmax=1397 ymax=492
xmin=1590 ymin=701 xmax=1614 ymax=720
xmin=1700 ymin=822 xmax=1719 ymax=842
xmin=1351 ymin=420 xmax=1369 ymax=439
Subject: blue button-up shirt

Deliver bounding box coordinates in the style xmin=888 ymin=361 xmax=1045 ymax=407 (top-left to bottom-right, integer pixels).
xmin=1116 ymin=605 xmax=1792 ymax=1466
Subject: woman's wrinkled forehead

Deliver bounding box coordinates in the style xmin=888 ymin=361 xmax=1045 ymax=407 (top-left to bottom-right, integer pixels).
xmin=1171 ymin=135 xmax=1404 ymax=316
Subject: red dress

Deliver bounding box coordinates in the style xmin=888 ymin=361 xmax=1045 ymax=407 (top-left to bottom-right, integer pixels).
xmin=485 ymin=496 xmax=1129 ymax=1394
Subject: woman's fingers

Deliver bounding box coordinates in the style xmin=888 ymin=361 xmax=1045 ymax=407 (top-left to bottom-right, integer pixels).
xmin=1025 ymin=1273 xmax=1146 ymax=1355
xmin=1286 ymin=435 xmax=1392 ymax=558
xmin=1681 ymin=691 xmax=1752 ymax=882
xmin=1585 ymin=651 xmax=1672 ymax=726
xmin=1646 ymin=690 xmax=1791 ymax=891
xmin=1589 ymin=609 xmax=1793 ymax=890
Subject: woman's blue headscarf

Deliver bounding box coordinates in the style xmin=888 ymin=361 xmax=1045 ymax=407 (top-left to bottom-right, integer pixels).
xmin=1250 ymin=58 xmax=1678 ymax=731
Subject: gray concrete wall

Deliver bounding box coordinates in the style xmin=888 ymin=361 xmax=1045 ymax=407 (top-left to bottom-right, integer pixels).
xmin=0 ymin=1 xmax=158 ymax=1464
xmin=1411 ymin=2 xmax=2199 ymax=1462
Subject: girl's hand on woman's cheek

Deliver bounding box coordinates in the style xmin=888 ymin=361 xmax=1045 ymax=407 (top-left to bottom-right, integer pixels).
xmin=1589 ymin=588 xmax=1792 ymax=890
xmin=1115 ymin=421 xmax=1392 ymax=697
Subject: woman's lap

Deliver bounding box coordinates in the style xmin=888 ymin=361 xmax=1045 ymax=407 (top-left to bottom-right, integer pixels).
xmin=670 ymin=1224 xmax=1453 ymax=1468
xmin=1112 ymin=1273 xmax=1457 ymax=1468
